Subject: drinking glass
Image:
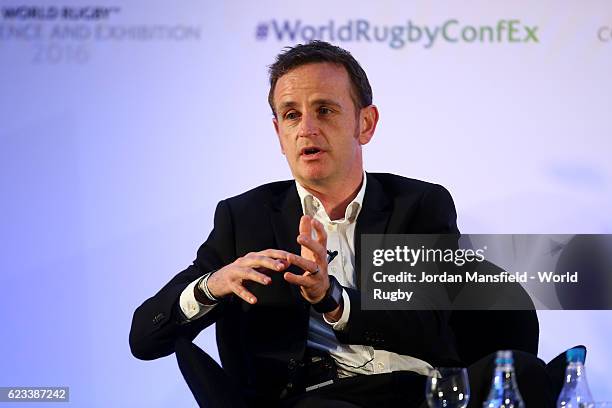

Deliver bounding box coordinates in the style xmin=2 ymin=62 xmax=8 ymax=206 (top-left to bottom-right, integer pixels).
xmin=425 ymin=367 xmax=470 ymax=408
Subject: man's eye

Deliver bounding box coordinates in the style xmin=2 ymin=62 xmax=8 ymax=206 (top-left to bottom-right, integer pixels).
xmin=319 ymin=107 xmax=332 ymax=115
xmin=285 ymin=111 xmax=299 ymax=120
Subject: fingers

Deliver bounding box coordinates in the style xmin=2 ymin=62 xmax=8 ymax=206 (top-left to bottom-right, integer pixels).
xmin=300 ymin=215 xmax=327 ymax=247
xmin=283 ymin=267 xmax=330 ymax=304
xmin=299 ymin=215 xmax=313 ymax=237
xmin=231 ymin=281 xmax=258 ymax=304
xmin=211 ymin=249 xmax=292 ymax=302
xmin=230 ymin=267 xmax=273 ymax=304
xmin=299 ymin=215 xmax=316 ymax=260
xmin=283 ymin=271 xmax=317 ymax=289
xmin=239 ymin=254 xmax=286 ymax=272
xmin=237 ymin=250 xmax=290 ymax=272
xmin=297 ymin=233 xmax=326 ymax=265
xmin=286 ymin=252 xmax=318 ymax=273
xmin=258 ymin=248 xmax=292 ymax=261
xmin=215 ymin=246 xmax=331 ymax=305
xmin=240 ymin=267 xmax=272 ymax=286
xmin=310 ymin=217 xmax=327 ymax=247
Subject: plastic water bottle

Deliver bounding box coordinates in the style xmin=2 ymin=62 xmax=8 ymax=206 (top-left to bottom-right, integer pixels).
xmin=557 ymin=347 xmax=594 ymax=408
xmin=483 ymin=350 xmax=525 ymax=408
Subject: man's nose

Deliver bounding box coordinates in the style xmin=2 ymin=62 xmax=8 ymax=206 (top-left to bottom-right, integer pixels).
xmin=297 ymin=112 xmax=319 ymax=138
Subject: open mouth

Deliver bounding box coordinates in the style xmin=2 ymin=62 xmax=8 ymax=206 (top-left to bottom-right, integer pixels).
xmin=301 ymin=147 xmax=323 ymax=156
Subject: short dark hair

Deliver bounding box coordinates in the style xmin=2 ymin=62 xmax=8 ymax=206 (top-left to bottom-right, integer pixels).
xmin=267 ymin=41 xmax=373 ymax=116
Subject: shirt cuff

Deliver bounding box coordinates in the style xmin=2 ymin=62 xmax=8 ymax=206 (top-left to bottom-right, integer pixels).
xmin=322 ymin=288 xmax=350 ymax=331
xmin=179 ymin=277 xmax=217 ymax=321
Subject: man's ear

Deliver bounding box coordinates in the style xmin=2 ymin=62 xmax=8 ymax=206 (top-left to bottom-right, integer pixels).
xmin=273 ymin=116 xmax=285 ymax=155
xmin=357 ymin=105 xmax=379 ymax=145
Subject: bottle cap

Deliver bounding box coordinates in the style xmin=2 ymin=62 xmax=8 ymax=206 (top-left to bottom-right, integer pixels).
xmin=495 ymin=350 xmax=514 ymax=365
xmin=567 ymin=347 xmax=586 ymax=363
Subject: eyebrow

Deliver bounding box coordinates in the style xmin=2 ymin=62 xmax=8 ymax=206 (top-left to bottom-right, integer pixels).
xmin=312 ymin=99 xmax=342 ymax=109
xmin=277 ymin=99 xmax=342 ymax=112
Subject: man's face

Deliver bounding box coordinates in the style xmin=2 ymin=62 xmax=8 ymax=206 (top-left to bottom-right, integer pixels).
xmin=272 ymin=62 xmax=373 ymax=188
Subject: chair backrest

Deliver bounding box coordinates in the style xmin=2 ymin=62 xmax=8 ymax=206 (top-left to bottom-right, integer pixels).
xmin=447 ymin=258 xmax=540 ymax=366
xmin=450 ymin=309 xmax=539 ymax=366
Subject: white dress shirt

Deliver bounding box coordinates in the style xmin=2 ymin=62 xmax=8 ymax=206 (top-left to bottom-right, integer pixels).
xmin=179 ymin=172 xmax=434 ymax=378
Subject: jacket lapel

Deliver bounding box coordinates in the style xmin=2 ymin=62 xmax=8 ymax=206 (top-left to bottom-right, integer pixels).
xmin=269 ymin=184 xmax=304 ymax=302
xmin=355 ymin=174 xmax=392 ymax=288
xmin=269 ymin=183 xmax=302 ymax=256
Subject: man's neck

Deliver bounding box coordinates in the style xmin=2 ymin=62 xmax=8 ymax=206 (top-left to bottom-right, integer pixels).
xmin=300 ymin=171 xmax=364 ymax=221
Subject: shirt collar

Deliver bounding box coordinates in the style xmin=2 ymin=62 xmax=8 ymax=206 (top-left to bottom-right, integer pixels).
xmin=295 ymin=171 xmax=367 ymax=224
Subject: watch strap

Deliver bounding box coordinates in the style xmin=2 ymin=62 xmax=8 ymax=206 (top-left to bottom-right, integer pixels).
xmin=313 ymin=275 xmax=343 ymax=314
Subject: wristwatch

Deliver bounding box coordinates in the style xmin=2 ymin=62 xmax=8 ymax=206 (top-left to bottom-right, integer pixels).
xmin=312 ymin=275 xmax=343 ymax=314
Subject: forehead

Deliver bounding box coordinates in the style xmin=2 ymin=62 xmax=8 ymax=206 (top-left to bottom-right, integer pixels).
xmin=273 ymin=62 xmax=353 ymax=107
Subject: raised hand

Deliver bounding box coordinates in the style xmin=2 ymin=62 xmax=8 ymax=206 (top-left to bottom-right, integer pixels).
xmin=207 ymin=249 xmax=291 ymax=304
xmin=283 ymin=215 xmax=330 ymax=304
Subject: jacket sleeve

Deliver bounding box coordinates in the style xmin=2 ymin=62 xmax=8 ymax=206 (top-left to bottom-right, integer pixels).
xmin=333 ymin=184 xmax=460 ymax=365
xmin=129 ymin=200 xmax=236 ymax=360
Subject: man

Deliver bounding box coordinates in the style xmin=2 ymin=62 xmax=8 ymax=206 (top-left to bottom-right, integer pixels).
xmin=130 ymin=41 xmax=550 ymax=407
